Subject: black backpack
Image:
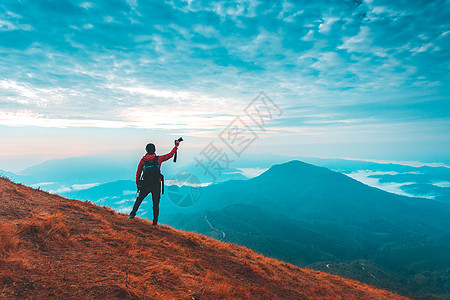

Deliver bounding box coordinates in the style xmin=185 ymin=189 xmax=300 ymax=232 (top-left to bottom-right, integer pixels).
xmin=139 ymin=156 xmax=164 ymax=194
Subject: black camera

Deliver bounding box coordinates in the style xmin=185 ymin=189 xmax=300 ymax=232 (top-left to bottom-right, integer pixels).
xmin=173 ymin=137 xmax=183 ymax=163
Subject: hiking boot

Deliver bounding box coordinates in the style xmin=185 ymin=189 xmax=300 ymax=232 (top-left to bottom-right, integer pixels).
xmin=152 ymin=221 xmax=158 ymax=226
xmin=129 ymin=213 xmax=135 ymax=219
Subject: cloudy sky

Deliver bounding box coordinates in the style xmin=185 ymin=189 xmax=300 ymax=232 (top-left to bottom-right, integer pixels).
xmin=0 ymin=0 xmax=449 ymax=171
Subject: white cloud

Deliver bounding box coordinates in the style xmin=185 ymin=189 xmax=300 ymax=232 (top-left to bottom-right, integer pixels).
xmin=153 ymin=23 xmax=192 ymax=41
xmin=283 ymin=10 xmax=303 ymax=23
xmin=0 ymin=19 xmax=32 ymax=31
xmin=364 ymin=2 xmax=406 ymax=22
xmin=318 ymin=16 xmax=339 ymax=34
xmin=370 ymin=6 xmax=402 ymax=17
xmin=123 ymin=190 xmax=136 ymax=195
xmin=277 ymin=1 xmax=303 ymax=22
xmin=5 ymin=10 xmax=22 ymax=19
xmin=0 ymin=79 xmax=38 ymax=101
xmin=411 ymin=43 xmax=439 ymax=54
xmin=301 ymin=29 xmax=314 ymax=41
xmin=103 ymin=16 xmax=115 ymax=23
xmin=193 ymin=24 xmax=219 ymax=38
xmin=168 ymin=0 xmax=260 ymax=19
xmin=0 ymin=76 xmax=243 ymax=131
xmin=80 ymin=2 xmax=93 ymax=9
xmin=111 ymin=85 xmax=197 ymax=100
xmin=338 ymin=26 xmax=372 ymax=53
xmin=108 ymin=84 xmax=236 ymax=108
xmin=310 ymin=51 xmax=342 ymax=71
xmin=126 ymin=0 xmax=138 ymax=9
xmin=432 ymin=181 xmax=450 ymax=188
xmin=345 ymin=170 xmax=419 ymax=197
xmin=52 ymin=187 xmax=72 ymax=194
xmin=338 ymin=158 xmax=450 ymax=169
xmin=0 ymin=79 xmax=78 ymax=107
xmin=236 ymin=167 xmax=268 ymax=178
xmin=303 ymin=118 xmax=363 ymax=125
xmin=0 ymin=19 xmax=15 ymax=31
xmin=30 ymin=182 xmax=55 ymax=188
xmin=72 ymin=183 xmax=100 ymax=190
xmin=0 ymin=111 xmax=131 ymax=128
xmin=338 ymin=26 xmax=389 ymax=58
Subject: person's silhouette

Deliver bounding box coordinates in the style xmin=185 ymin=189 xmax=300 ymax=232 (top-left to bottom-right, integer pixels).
xmin=129 ymin=139 xmax=179 ymax=225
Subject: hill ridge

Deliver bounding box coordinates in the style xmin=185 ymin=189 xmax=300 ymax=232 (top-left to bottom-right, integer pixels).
xmin=0 ymin=177 xmax=406 ymax=299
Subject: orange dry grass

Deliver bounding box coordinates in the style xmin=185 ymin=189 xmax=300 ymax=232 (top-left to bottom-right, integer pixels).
xmin=0 ymin=220 xmax=19 ymax=256
xmin=19 ymin=214 xmax=71 ymax=246
xmin=0 ymin=177 xmax=408 ymax=299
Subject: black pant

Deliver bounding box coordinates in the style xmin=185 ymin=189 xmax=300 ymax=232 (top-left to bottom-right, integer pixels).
xmin=130 ymin=185 xmax=161 ymax=224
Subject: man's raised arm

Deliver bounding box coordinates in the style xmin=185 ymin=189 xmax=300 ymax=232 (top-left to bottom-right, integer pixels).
xmin=158 ymin=140 xmax=180 ymax=164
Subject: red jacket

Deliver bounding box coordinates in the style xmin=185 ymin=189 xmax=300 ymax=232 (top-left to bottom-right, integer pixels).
xmin=135 ymin=146 xmax=178 ymax=186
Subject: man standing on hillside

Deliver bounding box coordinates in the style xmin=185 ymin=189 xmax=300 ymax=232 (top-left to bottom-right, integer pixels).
xmin=129 ymin=140 xmax=180 ymax=225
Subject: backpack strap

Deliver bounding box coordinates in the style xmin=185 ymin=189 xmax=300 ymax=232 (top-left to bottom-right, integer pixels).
xmin=144 ymin=155 xmax=159 ymax=167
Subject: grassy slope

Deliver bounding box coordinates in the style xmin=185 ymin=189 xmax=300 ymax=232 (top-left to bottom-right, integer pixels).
xmin=0 ymin=177 xmax=406 ymax=300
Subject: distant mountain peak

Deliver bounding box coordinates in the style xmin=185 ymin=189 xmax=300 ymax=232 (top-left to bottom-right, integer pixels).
xmin=273 ymin=160 xmax=331 ymax=171
xmin=255 ymin=160 xmax=334 ymax=180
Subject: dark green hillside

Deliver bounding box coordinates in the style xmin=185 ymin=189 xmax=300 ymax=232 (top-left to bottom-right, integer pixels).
xmin=401 ymin=183 xmax=450 ymax=204
xmin=168 ymin=161 xmax=450 ymax=299
xmin=197 ymin=161 xmax=450 ymax=236
xmin=169 ymin=203 xmax=450 ymax=299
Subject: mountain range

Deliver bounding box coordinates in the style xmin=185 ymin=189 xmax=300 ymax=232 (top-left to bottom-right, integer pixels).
xmin=166 ymin=161 xmax=450 ymax=298
xmin=0 ymin=177 xmax=405 ymax=299
xmin=2 ymin=158 xmax=450 ymax=298
xmin=3 ymin=154 xmax=449 ymax=202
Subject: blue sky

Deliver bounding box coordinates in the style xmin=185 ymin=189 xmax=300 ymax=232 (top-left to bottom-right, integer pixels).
xmin=0 ymin=0 xmax=449 ymax=171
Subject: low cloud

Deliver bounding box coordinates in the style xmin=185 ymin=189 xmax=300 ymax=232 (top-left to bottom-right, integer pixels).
xmin=345 ymin=170 xmax=418 ymax=198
